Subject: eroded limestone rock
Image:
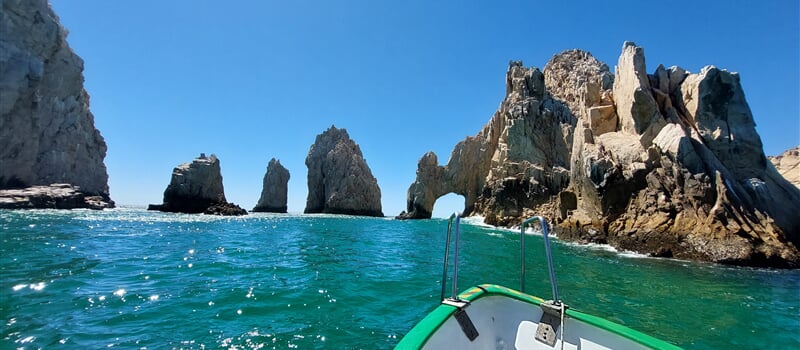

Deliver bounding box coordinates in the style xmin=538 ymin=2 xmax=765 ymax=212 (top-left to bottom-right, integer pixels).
xmin=253 ymin=158 xmax=290 ymax=213
xmin=562 ymin=43 xmax=800 ymax=267
xmin=613 ymin=42 xmax=666 ymax=146
xmin=401 ymin=42 xmax=800 ymax=267
xmin=148 ymin=154 xmax=246 ymax=216
xmin=305 ymin=126 xmax=383 ymax=217
xmin=398 ymin=60 xmax=576 ymax=224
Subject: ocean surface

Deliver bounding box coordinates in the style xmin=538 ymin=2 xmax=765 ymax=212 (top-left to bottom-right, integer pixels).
xmin=1 ymin=208 xmax=798 ymax=349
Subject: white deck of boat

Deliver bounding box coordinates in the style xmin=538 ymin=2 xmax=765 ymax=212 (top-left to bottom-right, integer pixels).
xmin=420 ymin=295 xmax=651 ymax=350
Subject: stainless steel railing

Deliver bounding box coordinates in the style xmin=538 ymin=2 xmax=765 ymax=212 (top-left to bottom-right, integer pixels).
xmin=521 ymin=216 xmax=560 ymax=304
xmin=440 ymin=212 xmax=462 ymax=301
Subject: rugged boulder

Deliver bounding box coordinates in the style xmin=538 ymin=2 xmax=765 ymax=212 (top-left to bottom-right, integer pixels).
xmin=769 ymin=147 xmax=800 ymax=189
xmin=252 ymin=158 xmax=290 ymax=213
xmin=148 ymin=154 xmax=246 ymax=216
xmin=305 ymin=126 xmax=383 ymax=217
xmin=0 ymin=0 xmax=113 ymax=208
xmin=401 ymin=42 xmax=800 ymax=267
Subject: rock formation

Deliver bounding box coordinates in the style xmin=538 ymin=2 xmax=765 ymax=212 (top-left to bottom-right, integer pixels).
xmin=0 ymin=0 xmax=113 ymax=209
xmin=769 ymin=147 xmax=800 ymax=189
xmin=0 ymin=184 xmax=110 ymax=210
xmin=397 ymin=60 xmax=575 ymax=220
xmin=148 ymin=154 xmax=246 ymax=216
xmin=305 ymin=126 xmax=383 ymax=217
xmin=400 ymin=42 xmax=800 ymax=268
xmin=252 ymin=158 xmax=290 ymax=213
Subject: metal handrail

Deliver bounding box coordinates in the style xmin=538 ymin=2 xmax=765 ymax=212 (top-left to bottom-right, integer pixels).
xmin=521 ymin=216 xmax=560 ymax=304
xmin=440 ymin=212 xmax=462 ymax=301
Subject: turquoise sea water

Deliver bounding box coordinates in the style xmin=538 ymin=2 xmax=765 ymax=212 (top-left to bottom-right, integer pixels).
xmin=1 ymin=209 xmax=798 ymax=349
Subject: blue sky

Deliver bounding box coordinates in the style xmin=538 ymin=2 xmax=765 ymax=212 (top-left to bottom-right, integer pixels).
xmin=49 ymin=0 xmax=799 ymax=217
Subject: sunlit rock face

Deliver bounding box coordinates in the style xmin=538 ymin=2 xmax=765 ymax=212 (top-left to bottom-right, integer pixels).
xmin=305 ymin=126 xmax=383 ymax=217
xmin=0 ymin=0 xmax=113 ymax=208
xmin=253 ymin=158 xmax=290 ymax=213
xmin=401 ymin=42 xmax=800 ymax=268
xmin=770 ymin=147 xmax=800 ymax=190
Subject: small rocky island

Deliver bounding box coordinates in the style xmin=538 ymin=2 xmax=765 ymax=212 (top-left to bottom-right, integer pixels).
xmin=148 ymin=154 xmax=246 ymax=216
xmin=399 ymin=42 xmax=800 ymax=268
xmin=252 ymin=158 xmax=290 ymax=213
xmin=305 ymin=126 xmax=383 ymax=217
xmin=0 ymin=0 xmax=113 ymax=209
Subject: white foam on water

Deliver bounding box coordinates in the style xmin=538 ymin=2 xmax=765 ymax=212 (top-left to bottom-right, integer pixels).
xmin=466 ymin=217 xmax=660 ymax=261
xmin=460 ymin=215 xmax=492 ymax=227
xmin=617 ymin=250 xmax=651 ymax=259
xmin=461 ymin=215 xmax=523 ymax=235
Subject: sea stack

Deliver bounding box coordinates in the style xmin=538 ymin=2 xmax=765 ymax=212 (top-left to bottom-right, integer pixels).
xmin=400 ymin=42 xmax=800 ymax=268
xmin=148 ymin=154 xmax=246 ymax=216
xmin=252 ymin=158 xmax=290 ymax=213
xmin=0 ymin=0 xmax=113 ymax=209
xmin=305 ymin=126 xmax=383 ymax=217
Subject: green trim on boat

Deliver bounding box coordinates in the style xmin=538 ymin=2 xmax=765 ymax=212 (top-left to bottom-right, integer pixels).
xmin=395 ymin=303 xmax=458 ymax=349
xmin=395 ymin=284 xmax=682 ymax=350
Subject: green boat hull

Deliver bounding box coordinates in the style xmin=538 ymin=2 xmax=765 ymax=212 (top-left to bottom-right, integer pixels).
xmin=396 ymin=284 xmax=681 ymax=350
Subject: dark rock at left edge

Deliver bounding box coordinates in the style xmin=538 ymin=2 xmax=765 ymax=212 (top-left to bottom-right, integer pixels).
xmin=0 ymin=0 xmax=113 ymax=209
xmin=0 ymin=184 xmax=113 ymax=210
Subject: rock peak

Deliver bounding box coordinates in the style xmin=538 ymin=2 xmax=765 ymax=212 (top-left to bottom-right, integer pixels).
xmin=305 ymin=127 xmax=383 ymax=217
xmin=148 ymin=154 xmax=246 ymax=215
xmin=253 ymin=157 xmax=290 ymax=213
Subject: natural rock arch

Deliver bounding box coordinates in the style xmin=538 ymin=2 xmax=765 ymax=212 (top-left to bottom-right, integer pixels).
xmin=397 ymin=61 xmax=573 ymax=222
xmin=396 ymin=147 xmax=489 ymax=219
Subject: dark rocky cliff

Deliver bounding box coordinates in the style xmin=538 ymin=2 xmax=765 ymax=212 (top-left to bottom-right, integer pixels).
xmin=0 ymin=0 xmax=113 ymax=209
